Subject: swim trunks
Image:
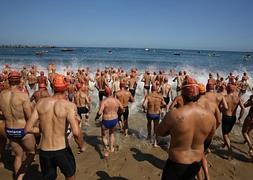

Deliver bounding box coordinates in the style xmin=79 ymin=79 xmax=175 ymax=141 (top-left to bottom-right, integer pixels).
xmin=146 ymin=114 xmax=160 ymax=121
xmin=162 ymin=159 xmax=201 ymax=180
xmin=163 ymin=97 xmax=170 ymax=105
xmin=204 ymin=138 xmax=212 ymax=152
xmin=129 ymin=89 xmax=136 ymax=97
xmin=77 ymin=106 xmax=89 ymax=118
xmin=98 ymin=90 xmax=105 ymax=101
xmin=118 ymin=106 xmax=129 ymax=121
xmin=39 ymin=147 xmax=76 ymax=179
xmin=5 ymin=128 xmax=25 ymax=139
xmin=222 ymin=115 xmax=236 ymax=134
xmin=144 ymin=85 xmax=150 ymax=90
xmin=102 ymin=119 xmax=118 ymax=129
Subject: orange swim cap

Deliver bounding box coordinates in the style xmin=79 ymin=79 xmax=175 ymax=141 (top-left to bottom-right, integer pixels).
xmin=198 ymin=83 xmax=206 ymax=94
xmin=181 ymin=77 xmax=199 ymax=97
xmin=105 ymin=86 xmax=112 ymax=97
xmin=76 ymin=83 xmax=82 ymax=90
xmin=53 ymin=74 xmax=68 ymax=92
xmin=8 ymin=71 xmax=21 ymax=84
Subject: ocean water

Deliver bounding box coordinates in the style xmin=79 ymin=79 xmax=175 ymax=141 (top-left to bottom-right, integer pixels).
xmin=0 ymin=47 xmax=252 ymax=75
xmin=0 ymin=47 xmax=252 ymax=139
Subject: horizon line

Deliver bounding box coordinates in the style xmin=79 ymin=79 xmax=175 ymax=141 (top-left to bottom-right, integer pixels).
xmin=0 ymin=44 xmax=252 ymax=53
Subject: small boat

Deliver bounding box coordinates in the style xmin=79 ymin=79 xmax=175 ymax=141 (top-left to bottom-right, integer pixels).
xmin=208 ymin=53 xmax=220 ymax=57
xmin=145 ymin=48 xmax=150 ymax=51
xmin=61 ymin=48 xmax=74 ymax=52
xmin=108 ymin=50 xmax=112 ymax=54
xmin=173 ymin=53 xmax=181 ymax=56
xmin=35 ymin=50 xmax=48 ymax=56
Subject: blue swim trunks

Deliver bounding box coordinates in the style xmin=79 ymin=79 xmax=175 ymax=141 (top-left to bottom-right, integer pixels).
xmin=102 ymin=119 xmax=118 ymax=129
xmin=146 ymin=114 xmax=160 ymax=121
xmin=5 ymin=128 xmax=26 ymax=139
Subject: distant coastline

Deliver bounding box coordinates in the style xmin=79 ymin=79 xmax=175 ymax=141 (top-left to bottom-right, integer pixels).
xmin=0 ymin=45 xmax=56 ymax=48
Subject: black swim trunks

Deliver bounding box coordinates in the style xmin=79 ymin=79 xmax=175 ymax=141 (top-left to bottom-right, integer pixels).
xmin=162 ymin=159 xmax=201 ymax=180
xmin=129 ymin=89 xmax=136 ymax=97
xmin=77 ymin=106 xmax=89 ymax=118
xmin=118 ymin=106 xmax=129 ymax=122
xmin=144 ymin=85 xmax=150 ymax=90
xmin=222 ymin=115 xmax=236 ymax=135
xmin=39 ymin=147 xmax=76 ymax=180
xmin=163 ymin=97 xmax=170 ymax=105
xmin=98 ymin=90 xmax=106 ymax=101
xmin=204 ymin=138 xmax=212 ymax=152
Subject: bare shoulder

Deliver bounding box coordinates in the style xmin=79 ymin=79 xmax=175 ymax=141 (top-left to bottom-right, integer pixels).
xmin=0 ymin=89 xmax=10 ymax=98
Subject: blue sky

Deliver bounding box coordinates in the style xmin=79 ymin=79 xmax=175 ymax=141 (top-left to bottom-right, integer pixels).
xmin=0 ymin=0 xmax=252 ymax=51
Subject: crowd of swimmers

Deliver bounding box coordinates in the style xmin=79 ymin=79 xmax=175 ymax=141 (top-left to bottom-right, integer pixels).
xmin=0 ymin=63 xmax=252 ymax=180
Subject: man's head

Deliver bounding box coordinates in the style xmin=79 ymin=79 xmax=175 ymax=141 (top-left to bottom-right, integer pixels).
xmin=105 ymin=87 xmax=112 ymax=97
xmin=151 ymin=84 xmax=157 ymax=92
xmin=8 ymin=71 xmax=21 ymax=86
xmin=226 ymin=83 xmax=236 ymax=94
xmin=164 ymin=77 xmax=168 ymax=83
xmin=53 ymin=74 xmax=68 ymax=93
xmin=76 ymin=83 xmax=82 ymax=90
xmin=181 ymin=77 xmax=200 ymax=103
xmin=40 ymin=71 xmax=44 ymax=76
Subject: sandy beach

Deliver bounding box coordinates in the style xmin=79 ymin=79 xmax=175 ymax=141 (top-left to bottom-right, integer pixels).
xmin=1 ymin=109 xmax=252 ymax=180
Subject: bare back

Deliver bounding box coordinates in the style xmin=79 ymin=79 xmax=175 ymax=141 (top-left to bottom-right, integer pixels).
xmin=0 ymin=88 xmax=31 ymax=129
xmin=223 ymin=93 xmax=240 ymax=116
xmin=144 ymin=92 xmax=165 ymax=114
xmin=116 ymin=90 xmax=134 ymax=107
xmin=158 ymin=104 xmax=216 ymax=164
xmin=99 ymin=97 xmax=123 ymax=120
xmin=35 ymin=97 xmax=77 ymax=151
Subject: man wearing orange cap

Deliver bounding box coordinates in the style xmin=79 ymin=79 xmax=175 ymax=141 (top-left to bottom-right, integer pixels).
xmin=221 ymin=84 xmax=244 ymax=159
xmin=116 ymin=81 xmax=134 ymax=136
xmin=25 ymin=74 xmax=85 ymax=180
xmin=142 ymin=85 xmax=166 ymax=147
xmin=95 ymin=87 xmax=124 ymax=157
xmin=197 ymin=83 xmax=225 ymax=180
xmin=30 ymin=83 xmax=50 ymax=104
xmin=0 ymin=71 xmax=35 ymax=180
xmin=37 ymin=71 xmax=48 ymax=86
xmin=156 ymin=77 xmax=216 ymax=180
xmin=74 ymin=83 xmax=90 ymax=126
